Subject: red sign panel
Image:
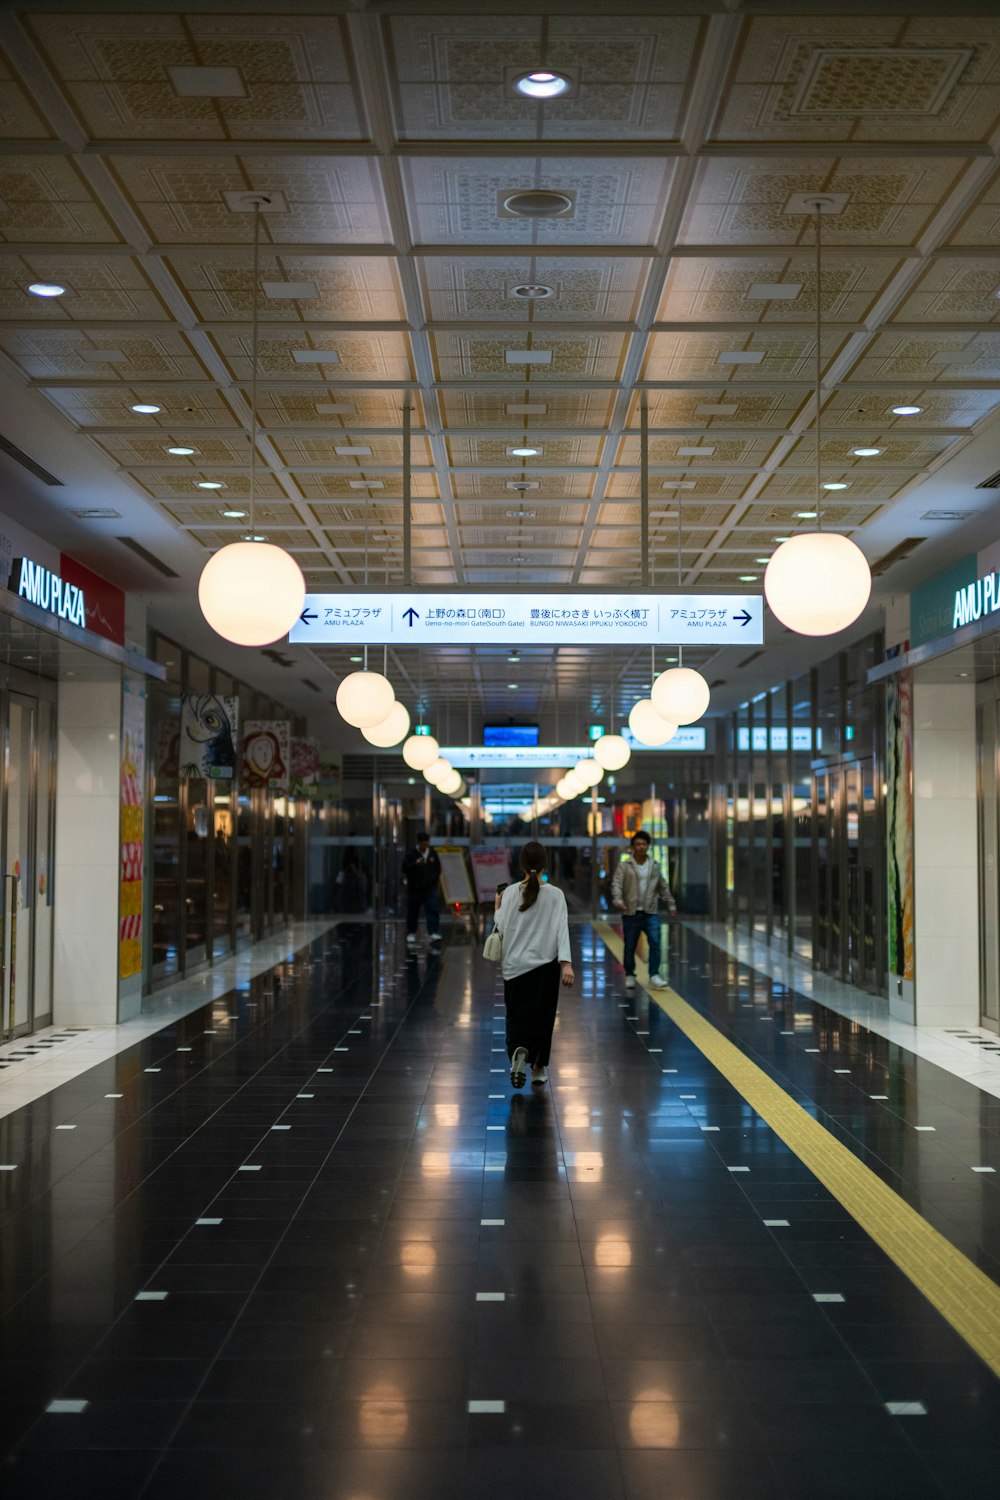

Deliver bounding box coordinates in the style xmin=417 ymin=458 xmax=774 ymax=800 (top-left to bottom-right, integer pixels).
xmin=59 ymin=553 xmax=126 ymax=645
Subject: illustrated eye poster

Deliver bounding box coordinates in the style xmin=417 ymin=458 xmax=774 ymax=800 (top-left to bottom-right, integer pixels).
xmin=179 ymin=693 xmax=239 ymax=780
xmin=242 ymin=719 xmax=291 ymax=791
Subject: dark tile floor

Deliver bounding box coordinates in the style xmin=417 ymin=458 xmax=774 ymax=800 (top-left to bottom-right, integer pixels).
xmin=0 ymin=919 xmax=998 ymax=1499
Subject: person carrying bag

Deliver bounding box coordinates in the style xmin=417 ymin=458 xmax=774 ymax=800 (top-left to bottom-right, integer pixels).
xmin=488 ymin=842 xmax=573 ymax=1089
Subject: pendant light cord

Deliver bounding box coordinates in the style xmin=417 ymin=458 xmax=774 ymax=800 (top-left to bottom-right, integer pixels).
xmin=249 ymin=203 xmax=261 ymax=541
xmin=676 ymin=464 xmax=684 ymax=669
xmin=815 ymin=203 xmax=823 ymax=533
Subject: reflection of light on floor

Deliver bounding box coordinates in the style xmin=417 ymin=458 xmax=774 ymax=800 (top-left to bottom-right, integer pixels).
xmin=628 ymin=1393 xmax=680 ymax=1447
xmin=421 ymin=1151 xmax=451 ymax=1178
xmin=563 ymin=1102 xmax=591 ymax=1129
xmin=594 ymin=1234 xmax=632 ymax=1269
xmin=566 ymin=1150 xmax=603 ymax=1181
xmin=401 ymin=1242 xmax=437 ymax=1278
xmin=359 ymin=1382 xmax=409 ymax=1444
xmin=561 ymin=1066 xmax=580 ymax=1078
xmin=434 ymin=1101 xmax=460 ymax=1128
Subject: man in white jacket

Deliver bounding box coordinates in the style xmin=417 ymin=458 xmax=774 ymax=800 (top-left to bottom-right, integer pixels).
xmin=610 ymin=831 xmax=677 ymax=991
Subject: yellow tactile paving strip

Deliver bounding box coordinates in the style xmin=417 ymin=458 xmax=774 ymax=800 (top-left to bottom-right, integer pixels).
xmin=594 ymin=920 xmax=1000 ymax=1377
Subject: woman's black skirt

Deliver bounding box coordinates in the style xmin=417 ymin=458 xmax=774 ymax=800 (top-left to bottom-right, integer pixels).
xmin=504 ymin=959 xmax=561 ymax=1066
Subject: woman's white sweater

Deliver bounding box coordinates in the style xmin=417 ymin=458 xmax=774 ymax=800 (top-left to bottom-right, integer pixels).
xmin=493 ymin=881 xmax=571 ymax=980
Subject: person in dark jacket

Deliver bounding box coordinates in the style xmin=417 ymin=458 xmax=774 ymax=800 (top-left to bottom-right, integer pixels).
xmin=402 ymin=831 xmax=442 ymax=948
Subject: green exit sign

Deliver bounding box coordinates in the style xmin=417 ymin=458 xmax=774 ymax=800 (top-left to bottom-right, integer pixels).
xmin=414 ymin=724 xmax=431 ymax=736
xmin=588 ymin=723 xmax=605 ymax=741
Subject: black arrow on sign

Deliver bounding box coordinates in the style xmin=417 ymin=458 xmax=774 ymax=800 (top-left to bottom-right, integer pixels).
xmin=403 ymin=607 xmax=420 ymax=626
xmin=733 ymin=609 xmax=752 ymax=627
xmin=299 ymin=608 xmax=317 ymax=624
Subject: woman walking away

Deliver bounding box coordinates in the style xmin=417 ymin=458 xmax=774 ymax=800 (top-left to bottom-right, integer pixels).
xmin=493 ymin=841 xmax=574 ymax=1089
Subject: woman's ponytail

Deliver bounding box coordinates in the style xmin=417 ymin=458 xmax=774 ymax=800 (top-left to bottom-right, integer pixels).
xmin=519 ymin=840 xmax=547 ymax=910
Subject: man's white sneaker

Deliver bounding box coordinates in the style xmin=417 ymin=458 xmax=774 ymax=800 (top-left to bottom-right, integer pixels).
xmin=624 ymin=976 xmax=636 ymax=992
xmin=649 ymin=972 xmax=667 ymax=988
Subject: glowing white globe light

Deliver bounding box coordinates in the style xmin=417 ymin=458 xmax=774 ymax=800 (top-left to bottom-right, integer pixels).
xmin=440 ymin=768 xmax=463 ymax=796
xmin=335 ymin=670 xmax=395 ymax=729
xmin=574 ymin=758 xmax=603 ymax=787
xmin=651 ymin=667 xmax=710 ymax=726
xmin=362 ymin=701 xmax=411 ymax=748
xmin=424 ymin=757 xmax=452 ymax=786
xmin=555 ymin=776 xmax=573 ymax=799
xmin=593 ymin=733 xmax=631 ymax=771
xmin=198 ymin=542 xmax=306 ymax=647
xmin=402 ymin=733 xmax=439 ymax=770
xmin=564 ymin=770 xmax=587 ymax=796
xmin=628 ymin=698 xmax=678 ymax=747
xmin=764 ymin=531 xmax=872 ymax=636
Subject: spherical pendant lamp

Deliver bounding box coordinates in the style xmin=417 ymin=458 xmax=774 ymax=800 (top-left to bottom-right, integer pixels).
xmin=440 ymin=768 xmax=464 ymax=796
xmin=336 ymin=670 xmax=395 ymax=729
xmin=402 ymin=733 xmax=439 ymax=770
xmin=564 ymin=769 xmax=588 ymax=796
xmin=555 ymin=775 xmax=574 ymax=799
xmin=362 ymin=701 xmax=411 ymax=748
xmin=628 ymin=698 xmax=678 ymax=747
xmin=651 ymin=667 xmax=710 ymax=726
xmin=574 ymin=758 xmax=603 ymax=787
xmin=198 ymin=542 xmax=306 ymax=647
xmin=424 ymin=757 xmax=452 ymax=786
xmin=593 ymin=733 xmax=631 ymax=771
xmin=764 ymin=531 xmax=872 ymax=636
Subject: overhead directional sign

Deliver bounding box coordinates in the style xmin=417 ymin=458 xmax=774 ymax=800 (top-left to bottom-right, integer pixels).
xmin=439 ymin=731 xmax=707 ymax=769
xmin=288 ymin=591 xmax=763 ymax=646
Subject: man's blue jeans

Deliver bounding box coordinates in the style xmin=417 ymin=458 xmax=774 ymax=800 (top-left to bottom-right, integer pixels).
xmin=622 ymin=911 xmax=662 ymax=977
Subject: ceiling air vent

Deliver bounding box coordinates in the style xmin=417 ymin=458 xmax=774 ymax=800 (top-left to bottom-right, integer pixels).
xmin=301 ymin=678 xmax=321 ymax=693
xmin=71 ymin=507 xmax=121 ymax=520
xmin=499 ymin=189 xmax=575 ymax=219
xmin=0 ymin=433 xmax=63 ymax=486
xmin=261 ymin=648 xmax=293 ymax=667
xmin=737 ymin=650 xmax=764 ymax=669
xmin=922 ymin=510 xmax=972 ymax=521
xmin=116 ymin=536 xmax=180 ymax=578
xmin=977 ymin=470 xmax=1000 ymax=490
xmin=709 ymin=679 xmax=727 ymax=689
xmin=870 ymin=537 xmax=926 ymax=577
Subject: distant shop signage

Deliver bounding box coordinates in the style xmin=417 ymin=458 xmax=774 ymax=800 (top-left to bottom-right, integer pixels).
xmin=953 ymin=572 xmax=1000 ymax=632
xmin=60 ymin=553 xmax=126 ymax=646
xmin=737 ymin=727 xmax=823 ymax=752
xmin=289 ymin=591 xmax=764 ymax=647
xmin=10 ymin=556 xmax=86 ymax=628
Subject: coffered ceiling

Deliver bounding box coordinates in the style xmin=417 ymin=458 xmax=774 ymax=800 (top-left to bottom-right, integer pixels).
xmin=1 ymin=1 xmax=1000 ymax=729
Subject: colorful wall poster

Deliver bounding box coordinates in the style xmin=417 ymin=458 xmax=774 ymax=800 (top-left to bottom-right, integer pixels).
xmin=242 ymin=719 xmax=291 ymax=791
xmin=119 ymin=672 xmax=146 ymax=981
xmin=470 ymin=846 xmax=510 ymax=902
xmin=289 ymin=737 xmax=321 ymax=796
xmin=179 ymin=693 xmax=238 ymax=780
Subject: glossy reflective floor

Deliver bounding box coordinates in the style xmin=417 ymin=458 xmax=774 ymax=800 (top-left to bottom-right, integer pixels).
xmin=0 ymin=921 xmax=998 ymax=1499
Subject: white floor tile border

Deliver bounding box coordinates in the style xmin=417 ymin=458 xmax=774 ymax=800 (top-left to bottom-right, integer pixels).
xmin=686 ymin=920 xmax=1000 ymax=1103
xmin=0 ymin=919 xmax=338 ymax=1121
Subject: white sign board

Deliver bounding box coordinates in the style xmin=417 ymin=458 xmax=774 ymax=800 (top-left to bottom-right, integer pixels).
xmin=439 ymin=731 xmax=706 ymax=769
xmin=289 ymin=591 xmax=762 ymax=646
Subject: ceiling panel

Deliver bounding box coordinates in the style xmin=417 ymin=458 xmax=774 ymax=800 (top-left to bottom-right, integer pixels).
xmin=27 ymin=11 xmax=364 ymax=143
xmin=401 ymin=156 xmax=673 ymax=246
xmin=0 ymin=154 xmax=118 ymax=243
xmin=655 ymin=254 xmax=900 ymax=325
xmin=169 ymin=252 xmax=404 ymax=322
xmin=438 ymin=387 xmax=616 ymax=429
xmin=431 ymin=329 xmax=629 ymax=382
xmin=417 ymin=254 xmax=650 ymax=323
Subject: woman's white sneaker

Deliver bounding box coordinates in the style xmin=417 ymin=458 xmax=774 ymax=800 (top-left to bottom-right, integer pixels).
xmin=510 ymin=1047 xmax=528 ymax=1089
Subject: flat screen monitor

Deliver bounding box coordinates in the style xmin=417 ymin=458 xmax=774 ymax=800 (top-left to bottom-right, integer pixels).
xmin=483 ymin=724 xmax=539 ymax=747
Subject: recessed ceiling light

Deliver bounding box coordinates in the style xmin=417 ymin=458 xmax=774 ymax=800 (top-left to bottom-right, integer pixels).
xmin=507 ymin=682 xmax=519 ymax=689
xmin=795 ymin=511 xmax=817 ymax=519
xmin=739 ymin=575 xmax=758 ymax=582
xmin=222 ymin=508 xmax=247 ymax=518
xmin=131 ymin=403 xmax=161 ymax=414
xmin=244 ymin=532 xmax=267 ymax=542
xmin=505 ymin=349 xmax=552 ymax=365
xmin=508 ymin=446 xmax=541 ymax=458
xmin=315 ymin=403 xmax=355 ymax=416
xmin=508 ymin=652 xmax=520 ymax=663
xmin=292 ymin=350 xmax=340 ymax=365
xmin=823 ymin=481 xmax=849 ymax=491
xmin=513 ymin=70 xmax=571 ymax=100
xmin=506 ymin=403 xmax=547 ymax=415
xmin=774 ymin=534 xmax=790 ymax=541
xmin=852 ymin=447 xmax=882 ymax=457
xmin=892 ymin=405 xmax=923 ymax=416
xmin=335 ymin=445 xmax=372 ymax=457
xmin=661 ymin=481 xmax=696 ymax=490
xmin=350 ymin=655 xmax=363 ymax=663
xmin=198 ymin=481 xmax=225 ymax=490
xmin=718 ymin=351 xmax=764 ymax=365
xmin=755 ymin=557 xmax=770 ymax=563
xmin=167 ymin=445 xmax=197 ymax=456
xmin=678 ymin=446 xmax=715 ymax=457
xmin=27 ymin=282 xmax=66 ymax=297
xmin=262 ymin=281 xmax=318 ymax=301
xmin=349 ymin=480 xmax=384 ymax=489
xmin=747 ymin=283 xmax=802 ymax=300
xmin=505 ymin=509 xmax=536 ymax=518
xmin=168 ymin=65 xmax=246 ymax=98
xmin=696 ymin=403 xmax=737 ymax=416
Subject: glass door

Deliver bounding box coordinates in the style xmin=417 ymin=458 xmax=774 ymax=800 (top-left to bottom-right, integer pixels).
xmin=2 ymin=689 xmax=53 ymax=1038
